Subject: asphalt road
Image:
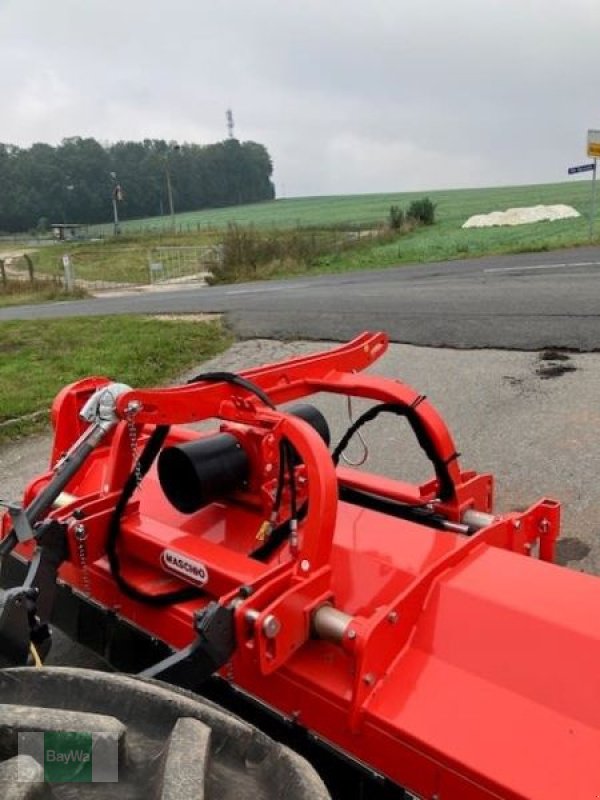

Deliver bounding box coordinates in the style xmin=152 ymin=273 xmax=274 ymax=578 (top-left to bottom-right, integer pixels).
xmin=1 ymin=245 xmax=600 ymax=350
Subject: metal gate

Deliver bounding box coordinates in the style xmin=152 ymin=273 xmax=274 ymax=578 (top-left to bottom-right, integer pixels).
xmin=147 ymin=245 xmax=221 ymax=285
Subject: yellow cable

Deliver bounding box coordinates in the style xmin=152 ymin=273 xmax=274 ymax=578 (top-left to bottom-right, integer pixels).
xmin=29 ymin=642 xmax=43 ymax=668
xmin=256 ymin=520 xmax=271 ymax=541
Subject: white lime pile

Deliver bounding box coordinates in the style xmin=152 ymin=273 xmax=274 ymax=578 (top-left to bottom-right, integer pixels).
xmin=462 ymin=204 xmax=580 ymax=229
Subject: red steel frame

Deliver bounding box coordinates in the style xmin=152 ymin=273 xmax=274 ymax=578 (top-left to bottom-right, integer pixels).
xmin=5 ymin=332 xmax=600 ymax=799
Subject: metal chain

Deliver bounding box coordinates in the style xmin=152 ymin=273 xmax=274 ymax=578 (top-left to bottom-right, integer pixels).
xmin=126 ymin=411 xmax=142 ymax=488
xmin=74 ymin=523 xmax=91 ymax=597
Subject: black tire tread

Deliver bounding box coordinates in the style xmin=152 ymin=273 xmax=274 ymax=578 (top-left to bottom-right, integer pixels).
xmin=0 ymin=667 xmax=330 ymax=800
xmin=160 ymin=717 xmax=211 ymax=800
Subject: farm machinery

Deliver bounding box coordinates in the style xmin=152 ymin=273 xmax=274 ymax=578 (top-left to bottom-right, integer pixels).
xmin=0 ymin=331 xmax=599 ymax=798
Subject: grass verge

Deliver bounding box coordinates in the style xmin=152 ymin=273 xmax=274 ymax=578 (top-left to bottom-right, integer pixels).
xmin=309 ymin=214 xmax=596 ymax=274
xmin=23 ymin=231 xmax=219 ymax=284
xmin=0 ymin=315 xmax=231 ymax=444
xmin=0 ymin=281 xmax=88 ymax=308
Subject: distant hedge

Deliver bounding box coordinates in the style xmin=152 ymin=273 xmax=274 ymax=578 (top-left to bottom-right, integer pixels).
xmin=0 ymin=136 xmax=275 ymax=232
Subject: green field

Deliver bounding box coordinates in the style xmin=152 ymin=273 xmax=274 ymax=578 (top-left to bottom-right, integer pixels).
xmin=89 ymin=180 xmax=598 ymax=237
xmin=328 ymin=181 xmax=598 ymax=271
xmin=88 ymin=179 xmax=599 ymax=279
xmin=5 ymin=179 xmax=598 ymax=286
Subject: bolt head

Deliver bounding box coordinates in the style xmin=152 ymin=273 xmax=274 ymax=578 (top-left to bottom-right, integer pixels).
xmin=262 ymin=614 xmax=281 ymax=639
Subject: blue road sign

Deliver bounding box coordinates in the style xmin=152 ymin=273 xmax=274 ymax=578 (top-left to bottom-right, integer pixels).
xmin=568 ymin=163 xmax=596 ymax=175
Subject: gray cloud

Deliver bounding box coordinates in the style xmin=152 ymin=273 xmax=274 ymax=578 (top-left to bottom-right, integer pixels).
xmin=1 ymin=0 xmax=598 ymax=196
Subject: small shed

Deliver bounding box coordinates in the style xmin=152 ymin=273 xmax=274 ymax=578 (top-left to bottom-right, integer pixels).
xmin=51 ymin=223 xmax=88 ymax=241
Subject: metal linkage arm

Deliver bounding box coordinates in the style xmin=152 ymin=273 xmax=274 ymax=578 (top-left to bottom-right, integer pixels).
xmin=0 ymin=383 xmax=131 ymax=558
xmin=116 ymin=332 xmax=389 ymax=426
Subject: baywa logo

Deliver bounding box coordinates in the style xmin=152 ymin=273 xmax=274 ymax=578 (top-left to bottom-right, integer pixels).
xmin=45 ymin=732 xmax=91 ymax=783
xmin=18 ymin=730 xmax=118 ymax=783
xmin=161 ymin=549 xmax=209 ymax=585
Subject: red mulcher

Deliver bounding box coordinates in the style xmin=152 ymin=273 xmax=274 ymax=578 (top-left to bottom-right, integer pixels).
xmin=1 ymin=332 xmax=599 ymax=799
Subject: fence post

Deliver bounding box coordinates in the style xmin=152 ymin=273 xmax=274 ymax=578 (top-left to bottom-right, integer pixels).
xmin=23 ymin=253 xmax=35 ymax=283
xmin=62 ymin=254 xmax=74 ymax=292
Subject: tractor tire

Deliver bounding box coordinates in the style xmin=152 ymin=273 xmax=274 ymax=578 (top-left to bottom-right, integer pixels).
xmin=0 ymin=667 xmax=331 ymax=800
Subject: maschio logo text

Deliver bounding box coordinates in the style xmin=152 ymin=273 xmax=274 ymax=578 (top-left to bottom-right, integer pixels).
xmin=160 ymin=550 xmax=209 ymax=585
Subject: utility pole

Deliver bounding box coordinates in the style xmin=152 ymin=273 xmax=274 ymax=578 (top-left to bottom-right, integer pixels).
xmin=165 ymin=162 xmax=175 ymax=231
xmin=110 ymin=172 xmax=121 ymax=236
xmin=226 ymin=109 xmax=235 ymax=139
xmin=164 ymin=144 xmax=180 ymax=233
xmin=63 ymin=179 xmax=74 ymax=225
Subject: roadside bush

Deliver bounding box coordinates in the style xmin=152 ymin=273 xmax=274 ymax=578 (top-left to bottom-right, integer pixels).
xmin=210 ymin=223 xmax=324 ymax=282
xmin=389 ymin=205 xmax=405 ymax=230
xmin=407 ymin=197 xmax=436 ymax=226
xmin=207 ymin=222 xmax=391 ymax=284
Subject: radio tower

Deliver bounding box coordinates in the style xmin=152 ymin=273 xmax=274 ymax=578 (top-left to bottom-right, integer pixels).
xmin=226 ymin=109 xmax=235 ymax=139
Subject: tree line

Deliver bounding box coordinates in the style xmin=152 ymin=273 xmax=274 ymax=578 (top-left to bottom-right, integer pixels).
xmin=0 ymin=137 xmax=275 ymax=232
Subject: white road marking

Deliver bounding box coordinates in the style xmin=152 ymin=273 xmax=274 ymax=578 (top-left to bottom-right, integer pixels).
xmin=484 ymin=261 xmax=600 ymax=274
xmin=225 ymin=283 xmax=307 ymax=295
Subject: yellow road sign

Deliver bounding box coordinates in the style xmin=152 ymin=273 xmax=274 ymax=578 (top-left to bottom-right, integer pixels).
xmin=587 ymin=130 xmax=600 ymax=158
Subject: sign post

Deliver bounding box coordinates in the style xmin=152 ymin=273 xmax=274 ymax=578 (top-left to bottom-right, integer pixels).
xmin=587 ymin=131 xmax=600 ymax=239
xmin=568 ymin=131 xmax=600 ymax=239
xmin=590 ymin=159 xmax=598 ymax=239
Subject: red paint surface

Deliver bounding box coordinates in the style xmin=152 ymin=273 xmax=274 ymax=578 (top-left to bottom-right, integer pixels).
xmin=4 ymin=333 xmax=598 ymax=799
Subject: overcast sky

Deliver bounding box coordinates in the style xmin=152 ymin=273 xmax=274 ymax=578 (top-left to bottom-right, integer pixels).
xmin=0 ymin=0 xmax=598 ymax=197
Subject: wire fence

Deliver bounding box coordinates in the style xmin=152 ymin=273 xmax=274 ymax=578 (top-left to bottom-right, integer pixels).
xmin=0 ymin=246 xmax=220 ymax=294
xmin=0 ymin=225 xmax=387 ymax=295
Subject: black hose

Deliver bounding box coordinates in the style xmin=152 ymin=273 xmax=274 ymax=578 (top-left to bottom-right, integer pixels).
xmin=107 ymin=372 xmax=280 ymax=606
xmin=105 ymin=425 xmax=198 ymax=607
xmin=332 ymin=402 xmax=457 ymax=502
